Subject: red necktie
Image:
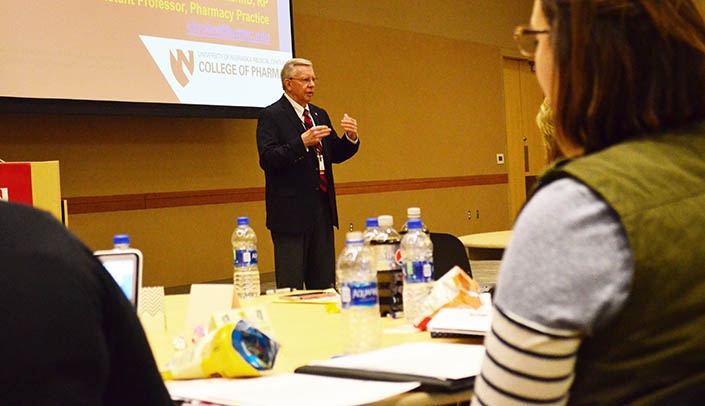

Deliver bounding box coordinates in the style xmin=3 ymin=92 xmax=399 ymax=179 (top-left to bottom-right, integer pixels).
xmin=303 ymin=109 xmax=328 ymax=193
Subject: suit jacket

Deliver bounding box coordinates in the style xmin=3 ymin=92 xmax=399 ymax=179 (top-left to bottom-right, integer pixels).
xmin=257 ymin=95 xmax=360 ymax=232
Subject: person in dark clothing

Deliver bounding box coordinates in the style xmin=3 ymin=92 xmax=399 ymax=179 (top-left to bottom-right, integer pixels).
xmin=0 ymin=201 xmax=172 ymax=405
xmin=256 ymin=57 xmax=360 ymax=290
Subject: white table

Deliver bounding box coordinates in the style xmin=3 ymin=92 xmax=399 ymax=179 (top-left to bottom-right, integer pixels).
xmin=147 ymin=291 xmax=481 ymax=405
xmin=459 ymin=230 xmax=512 ymax=260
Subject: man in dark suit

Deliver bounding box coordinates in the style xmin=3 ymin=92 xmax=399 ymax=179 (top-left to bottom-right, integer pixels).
xmin=256 ymin=58 xmax=360 ymax=290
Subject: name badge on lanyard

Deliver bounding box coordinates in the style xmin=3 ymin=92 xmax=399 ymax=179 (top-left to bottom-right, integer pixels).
xmin=317 ymin=147 xmax=325 ymax=172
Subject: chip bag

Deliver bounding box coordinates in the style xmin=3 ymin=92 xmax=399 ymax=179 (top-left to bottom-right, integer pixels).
xmin=412 ymin=266 xmax=483 ymax=330
xmin=161 ymin=319 xmax=279 ymax=380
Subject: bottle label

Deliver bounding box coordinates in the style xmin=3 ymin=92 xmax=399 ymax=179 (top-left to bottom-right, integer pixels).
xmin=340 ymin=282 xmax=379 ymax=309
xmin=234 ymin=249 xmax=258 ymax=267
xmin=372 ymin=244 xmax=400 ymax=271
xmin=404 ymin=261 xmax=433 ymax=283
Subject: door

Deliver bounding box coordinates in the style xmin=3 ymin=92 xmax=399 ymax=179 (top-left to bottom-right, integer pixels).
xmin=502 ymin=57 xmax=546 ymax=221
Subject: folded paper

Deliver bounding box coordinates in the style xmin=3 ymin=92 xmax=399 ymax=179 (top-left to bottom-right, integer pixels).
xmin=138 ymin=286 xmax=166 ymax=333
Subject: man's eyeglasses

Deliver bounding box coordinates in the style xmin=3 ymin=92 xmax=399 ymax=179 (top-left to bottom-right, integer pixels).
xmin=289 ymin=77 xmax=317 ymax=84
xmin=513 ymin=25 xmax=550 ymax=58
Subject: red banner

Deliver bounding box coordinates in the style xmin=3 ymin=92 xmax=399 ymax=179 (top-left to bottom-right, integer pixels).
xmin=0 ymin=163 xmax=33 ymax=205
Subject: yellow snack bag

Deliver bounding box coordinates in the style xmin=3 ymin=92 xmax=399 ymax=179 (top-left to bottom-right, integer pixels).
xmin=161 ymin=320 xmax=279 ymax=380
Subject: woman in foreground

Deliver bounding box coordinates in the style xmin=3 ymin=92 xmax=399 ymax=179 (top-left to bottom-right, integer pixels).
xmin=473 ymin=1 xmax=705 ymax=404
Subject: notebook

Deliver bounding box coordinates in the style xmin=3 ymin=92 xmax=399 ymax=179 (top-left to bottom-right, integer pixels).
xmin=426 ymin=292 xmax=493 ymax=338
xmin=426 ymin=307 xmax=492 ymax=338
xmin=295 ymin=342 xmax=484 ymax=392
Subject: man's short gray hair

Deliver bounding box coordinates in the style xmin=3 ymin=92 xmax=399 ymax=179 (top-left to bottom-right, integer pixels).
xmin=280 ymin=58 xmax=313 ymax=89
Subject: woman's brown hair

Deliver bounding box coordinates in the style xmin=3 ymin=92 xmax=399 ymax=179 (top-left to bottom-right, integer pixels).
xmin=542 ymin=0 xmax=705 ymax=154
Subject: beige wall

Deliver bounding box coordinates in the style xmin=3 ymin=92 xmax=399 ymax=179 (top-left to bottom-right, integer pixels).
xmin=0 ymin=0 xmax=534 ymax=288
xmin=292 ymin=0 xmax=531 ymax=52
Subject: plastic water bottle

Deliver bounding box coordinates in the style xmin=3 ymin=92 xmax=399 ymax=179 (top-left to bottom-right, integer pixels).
xmin=399 ymin=207 xmax=429 ymax=235
xmin=399 ymin=219 xmax=434 ymax=326
xmin=337 ymin=231 xmax=381 ymax=354
xmin=113 ymin=234 xmax=131 ymax=249
xmin=362 ymin=217 xmax=381 ymax=243
xmin=335 ymin=218 xmax=381 ymax=293
xmin=370 ymin=215 xmax=403 ymax=316
xmin=231 ymin=216 xmax=260 ymax=299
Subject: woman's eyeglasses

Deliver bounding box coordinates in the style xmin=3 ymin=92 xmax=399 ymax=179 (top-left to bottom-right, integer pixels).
xmin=513 ymin=25 xmax=550 ymax=58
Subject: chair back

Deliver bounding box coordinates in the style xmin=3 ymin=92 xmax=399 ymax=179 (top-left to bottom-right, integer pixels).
xmin=429 ymin=232 xmax=473 ymax=280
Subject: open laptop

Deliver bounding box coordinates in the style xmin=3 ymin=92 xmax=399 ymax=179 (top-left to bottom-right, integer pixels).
xmin=94 ymin=249 xmax=143 ymax=309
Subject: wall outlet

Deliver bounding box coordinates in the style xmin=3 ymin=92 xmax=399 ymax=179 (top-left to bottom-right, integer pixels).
xmin=496 ymin=153 xmax=505 ymax=164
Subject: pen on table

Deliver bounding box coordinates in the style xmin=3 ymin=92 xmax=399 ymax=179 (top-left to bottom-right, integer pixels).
xmin=288 ymin=292 xmax=336 ymax=300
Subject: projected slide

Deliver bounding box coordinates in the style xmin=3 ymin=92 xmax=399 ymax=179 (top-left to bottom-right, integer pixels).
xmin=0 ymin=0 xmax=293 ymax=108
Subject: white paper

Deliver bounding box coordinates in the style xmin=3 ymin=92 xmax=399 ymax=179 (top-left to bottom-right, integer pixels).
xmin=166 ymin=374 xmax=420 ymax=406
xmin=184 ymin=284 xmax=234 ymax=329
xmin=310 ymin=342 xmax=485 ymax=380
xmin=426 ymin=292 xmax=493 ymax=335
xmin=426 ymin=308 xmax=492 ymax=335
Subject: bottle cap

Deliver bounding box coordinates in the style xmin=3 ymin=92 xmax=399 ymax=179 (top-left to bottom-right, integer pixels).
xmin=113 ymin=234 xmax=130 ymax=246
xmin=237 ymin=216 xmax=250 ymax=226
xmin=407 ymin=207 xmax=421 ymax=218
xmin=365 ymin=217 xmax=379 ymax=227
xmin=407 ymin=219 xmax=423 ymax=229
xmin=345 ymin=231 xmax=363 ymax=243
xmin=378 ymin=215 xmax=394 ymax=227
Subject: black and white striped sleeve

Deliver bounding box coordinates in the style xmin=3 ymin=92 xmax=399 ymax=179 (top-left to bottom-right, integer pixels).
xmin=471 ymin=305 xmax=580 ymax=405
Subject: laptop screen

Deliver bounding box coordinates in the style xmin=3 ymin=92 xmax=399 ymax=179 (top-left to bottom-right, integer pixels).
xmin=95 ymin=251 xmax=141 ymax=308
